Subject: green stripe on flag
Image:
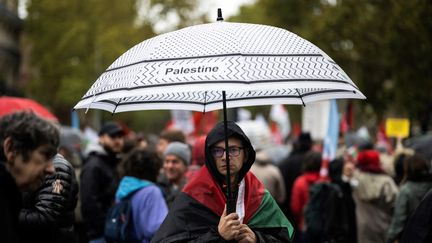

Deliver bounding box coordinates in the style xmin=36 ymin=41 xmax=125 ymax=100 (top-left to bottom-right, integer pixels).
xmin=248 ymin=190 xmax=294 ymax=238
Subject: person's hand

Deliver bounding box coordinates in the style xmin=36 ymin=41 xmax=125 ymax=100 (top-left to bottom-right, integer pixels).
xmin=218 ymin=205 xmax=241 ymax=241
xmin=235 ymin=224 xmax=257 ymax=243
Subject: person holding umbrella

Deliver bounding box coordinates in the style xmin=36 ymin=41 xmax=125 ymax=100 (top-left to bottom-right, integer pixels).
xmin=151 ymin=121 xmax=293 ymax=243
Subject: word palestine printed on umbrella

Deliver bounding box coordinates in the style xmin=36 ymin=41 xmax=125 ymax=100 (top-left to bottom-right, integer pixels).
xmin=165 ymin=66 xmax=219 ymax=75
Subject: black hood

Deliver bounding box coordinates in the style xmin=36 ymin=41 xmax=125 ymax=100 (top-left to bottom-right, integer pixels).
xmin=205 ymin=121 xmax=256 ymax=186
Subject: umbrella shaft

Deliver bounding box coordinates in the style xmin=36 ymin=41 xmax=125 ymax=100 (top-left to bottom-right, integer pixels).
xmin=223 ymin=91 xmax=236 ymax=214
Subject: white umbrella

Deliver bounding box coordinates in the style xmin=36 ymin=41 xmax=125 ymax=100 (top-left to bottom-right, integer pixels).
xmin=74 ymin=9 xmax=365 ymax=213
xmin=75 ymin=10 xmax=364 ymax=109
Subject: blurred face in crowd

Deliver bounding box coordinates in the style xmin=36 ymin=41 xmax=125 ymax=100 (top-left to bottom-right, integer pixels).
xmin=212 ymin=137 xmax=246 ymax=183
xmin=343 ymin=161 xmax=355 ymax=179
xmin=3 ymin=138 xmax=55 ymax=191
xmin=163 ymin=154 xmax=187 ymax=185
xmin=100 ymin=133 xmax=124 ymax=153
xmin=157 ymin=138 xmax=169 ymax=157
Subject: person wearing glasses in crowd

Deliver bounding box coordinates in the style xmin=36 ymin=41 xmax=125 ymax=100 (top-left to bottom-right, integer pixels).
xmin=152 ymin=121 xmax=293 ymax=243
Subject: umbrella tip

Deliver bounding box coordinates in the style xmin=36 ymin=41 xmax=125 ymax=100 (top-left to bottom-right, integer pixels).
xmin=217 ymin=8 xmax=224 ymax=21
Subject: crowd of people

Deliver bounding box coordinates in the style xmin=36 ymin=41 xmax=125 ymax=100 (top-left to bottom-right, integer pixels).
xmin=1 ymin=111 xmax=432 ymax=243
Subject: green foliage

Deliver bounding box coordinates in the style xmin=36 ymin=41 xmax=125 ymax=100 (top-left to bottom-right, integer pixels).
xmin=233 ymin=0 xmax=432 ymax=127
xmin=24 ymin=0 xmax=432 ymax=131
xmin=24 ymin=0 xmax=200 ymax=131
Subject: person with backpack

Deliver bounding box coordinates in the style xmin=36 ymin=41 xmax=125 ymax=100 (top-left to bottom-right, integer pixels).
xmin=290 ymin=151 xmax=323 ymax=241
xmin=304 ymin=158 xmax=357 ymax=243
xmin=105 ymin=148 xmax=168 ymax=243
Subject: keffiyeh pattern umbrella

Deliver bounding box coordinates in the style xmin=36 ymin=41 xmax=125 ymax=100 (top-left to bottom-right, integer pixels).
xmin=75 ymin=17 xmax=364 ymax=111
xmin=74 ymin=10 xmax=366 ymax=213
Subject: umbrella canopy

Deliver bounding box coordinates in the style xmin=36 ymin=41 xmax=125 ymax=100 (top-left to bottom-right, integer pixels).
xmin=0 ymin=96 xmax=58 ymax=121
xmin=75 ymin=18 xmax=364 ymax=110
xmin=74 ymin=10 xmax=366 ymax=213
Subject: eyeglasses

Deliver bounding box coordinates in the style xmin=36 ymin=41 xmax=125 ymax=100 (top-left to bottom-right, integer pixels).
xmin=211 ymin=146 xmax=244 ymax=158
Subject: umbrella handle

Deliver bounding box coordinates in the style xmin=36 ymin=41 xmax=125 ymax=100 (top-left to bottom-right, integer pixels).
xmin=227 ymin=198 xmax=237 ymax=215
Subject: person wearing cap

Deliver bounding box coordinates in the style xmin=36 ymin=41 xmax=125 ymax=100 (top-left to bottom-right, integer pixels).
xmin=152 ymin=121 xmax=293 ymax=243
xmin=158 ymin=141 xmax=191 ymax=208
xmin=80 ymin=121 xmax=125 ymax=243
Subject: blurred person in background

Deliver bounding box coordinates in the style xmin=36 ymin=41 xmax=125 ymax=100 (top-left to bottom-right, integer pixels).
xmin=0 ymin=112 xmax=59 ymax=243
xmin=250 ymin=149 xmax=286 ymax=204
xmin=290 ymin=151 xmax=323 ymax=242
xmin=400 ymin=188 xmax=432 ymax=243
xmin=58 ymin=126 xmax=86 ymax=242
xmin=387 ymin=154 xmax=432 ymax=243
xmin=353 ymin=150 xmax=398 ymax=243
xmin=19 ymin=154 xmax=79 ymax=243
xmin=114 ymin=148 xmax=168 ymax=243
xmin=185 ymin=135 xmax=206 ymax=180
xmin=156 ymin=128 xmax=186 ymax=158
xmin=279 ymin=132 xmax=313 ymax=224
xmin=158 ymin=142 xmax=191 ymax=208
xmin=80 ymin=121 xmax=125 ymax=243
xmin=327 ymin=158 xmax=357 ymax=243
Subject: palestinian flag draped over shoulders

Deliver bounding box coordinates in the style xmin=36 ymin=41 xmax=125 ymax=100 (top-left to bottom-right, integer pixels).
xmin=151 ymin=121 xmax=293 ymax=242
xmin=151 ymin=166 xmax=293 ymax=242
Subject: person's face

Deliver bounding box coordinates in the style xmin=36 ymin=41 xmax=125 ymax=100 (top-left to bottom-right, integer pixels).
xmin=4 ymin=138 xmax=55 ymax=191
xmin=212 ymin=137 xmax=246 ymax=181
xmin=163 ymin=154 xmax=187 ymax=184
xmin=157 ymin=138 xmax=169 ymax=157
xmin=343 ymin=161 xmax=355 ymax=178
xmin=100 ymin=133 xmax=124 ymax=153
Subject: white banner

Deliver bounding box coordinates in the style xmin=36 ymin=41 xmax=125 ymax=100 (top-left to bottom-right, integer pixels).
xmin=170 ymin=110 xmax=194 ymax=135
xmin=302 ymin=101 xmax=330 ymax=140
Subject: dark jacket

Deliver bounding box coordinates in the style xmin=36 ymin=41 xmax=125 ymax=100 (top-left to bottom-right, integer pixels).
xmin=19 ymin=154 xmax=79 ymax=243
xmin=278 ymin=148 xmax=310 ymax=225
xmin=400 ymin=188 xmax=432 ymax=243
xmin=0 ymin=162 xmax=22 ymax=243
xmin=81 ymin=144 xmax=120 ymax=239
xmin=151 ymin=121 xmax=293 ymax=243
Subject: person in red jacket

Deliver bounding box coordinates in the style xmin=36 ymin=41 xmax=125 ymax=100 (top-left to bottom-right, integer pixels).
xmin=290 ymin=152 xmax=323 ymax=236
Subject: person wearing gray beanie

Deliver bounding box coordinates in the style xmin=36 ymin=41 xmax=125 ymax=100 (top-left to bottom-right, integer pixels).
xmin=160 ymin=142 xmax=191 ymax=208
xmin=164 ymin=142 xmax=191 ymax=166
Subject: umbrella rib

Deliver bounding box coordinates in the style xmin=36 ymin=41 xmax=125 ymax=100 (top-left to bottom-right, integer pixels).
xmin=203 ymin=91 xmax=207 ymax=114
xmin=111 ymin=99 xmax=121 ymax=115
xmin=295 ymin=89 xmax=306 ymax=107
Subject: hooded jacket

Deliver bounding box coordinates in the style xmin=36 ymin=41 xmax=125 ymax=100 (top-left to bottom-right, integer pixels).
xmin=151 ymin=121 xmax=293 ymax=242
xmin=115 ymin=176 xmax=168 ymax=243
